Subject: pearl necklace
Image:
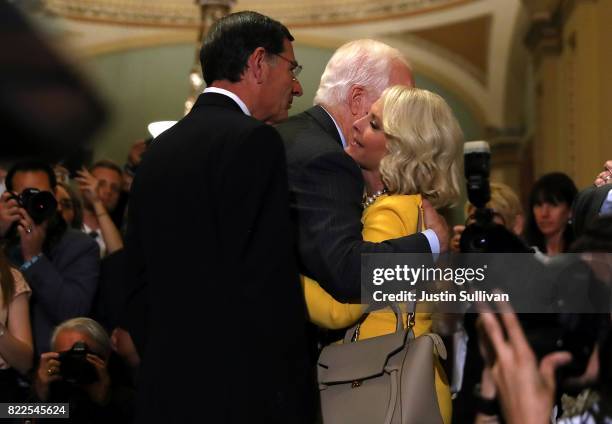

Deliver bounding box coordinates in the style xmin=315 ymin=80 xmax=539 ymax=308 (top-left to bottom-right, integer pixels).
xmin=362 ymin=188 xmax=388 ymax=208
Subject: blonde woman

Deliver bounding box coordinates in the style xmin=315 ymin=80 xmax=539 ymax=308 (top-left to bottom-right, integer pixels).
xmin=303 ymin=85 xmax=463 ymax=424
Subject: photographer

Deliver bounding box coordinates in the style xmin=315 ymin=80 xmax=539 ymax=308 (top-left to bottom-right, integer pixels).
xmin=451 ymin=182 xmax=524 ymax=253
xmin=75 ymin=163 xmax=124 ymax=257
xmin=0 ymin=160 xmax=99 ymax=354
xmin=33 ymin=317 xmax=134 ymax=423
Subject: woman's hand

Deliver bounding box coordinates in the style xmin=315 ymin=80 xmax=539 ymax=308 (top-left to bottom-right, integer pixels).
xmin=477 ymin=310 xmax=572 ymax=424
xmin=594 ymin=160 xmax=612 ymax=186
xmin=35 ymin=352 xmax=62 ymax=401
xmin=450 ymin=224 xmax=465 ymax=253
xmin=75 ymin=168 xmax=101 ymax=204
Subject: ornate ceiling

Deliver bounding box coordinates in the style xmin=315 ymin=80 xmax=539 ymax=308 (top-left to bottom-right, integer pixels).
xmin=38 ymin=0 xmax=531 ymax=131
xmin=43 ymin=0 xmax=471 ymax=27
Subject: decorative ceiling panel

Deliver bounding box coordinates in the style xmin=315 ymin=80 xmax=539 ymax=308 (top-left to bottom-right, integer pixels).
xmin=43 ymin=0 xmax=473 ymax=27
xmin=410 ymin=14 xmax=491 ymax=75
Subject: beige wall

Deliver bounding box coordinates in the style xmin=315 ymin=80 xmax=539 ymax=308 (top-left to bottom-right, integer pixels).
xmin=531 ymin=0 xmax=612 ymax=189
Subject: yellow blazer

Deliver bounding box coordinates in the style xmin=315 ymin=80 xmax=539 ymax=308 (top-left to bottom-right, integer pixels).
xmin=302 ymin=194 xmax=452 ymax=424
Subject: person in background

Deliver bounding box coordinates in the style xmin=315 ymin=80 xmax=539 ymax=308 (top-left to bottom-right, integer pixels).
xmin=594 ymin=160 xmax=612 ymax=187
xmin=76 ymin=161 xmax=124 ymax=257
xmin=121 ymin=139 xmax=149 ymax=194
xmin=0 ymin=250 xmax=33 ymax=402
xmin=56 ymin=182 xmax=84 ymax=230
xmin=113 ymin=139 xmax=150 ymax=235
xmin=0 ymin=160 xmax=99 ymax=354
xmin=34 ymin=317 xmax=134 ymax=423
xmin=524 ymin=172 xmax=577 ymax=256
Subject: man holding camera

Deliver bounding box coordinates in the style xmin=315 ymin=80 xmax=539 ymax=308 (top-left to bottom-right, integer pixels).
xmin=0 ymin=160 xmax=99 ymax=354
xmin=33 ymin=317 xmax=133 ymax=423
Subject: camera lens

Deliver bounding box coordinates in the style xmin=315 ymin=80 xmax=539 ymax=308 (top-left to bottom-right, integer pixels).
xmin=20 ymin=188 xmax=57 ymax=224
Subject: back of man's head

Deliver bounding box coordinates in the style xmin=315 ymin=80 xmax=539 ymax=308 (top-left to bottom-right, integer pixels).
xmin=200 ymin=11 xmax=293 ymax=86
xmin=314 ymin=39 xmax=413 ymax=109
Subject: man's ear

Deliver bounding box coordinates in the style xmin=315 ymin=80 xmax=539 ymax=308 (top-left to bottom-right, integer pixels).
xmin=348 ymin=85 xmax=366 ymax=118
xmin=246 ymin=47 xmax=268 ymax=84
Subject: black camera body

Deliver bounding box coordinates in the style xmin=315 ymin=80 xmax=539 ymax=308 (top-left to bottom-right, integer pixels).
xmin=58 ymin=341 xmax=98 ymax=385
xmin=460 ymin=141 xmax=530 ymax=253
xmin=8 ymin=188 xmax=57 ymax=224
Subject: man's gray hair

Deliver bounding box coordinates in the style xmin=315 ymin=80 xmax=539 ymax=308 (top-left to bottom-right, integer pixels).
xmin=314 ymin=39 xmax=412 ymax=108
xmin=51 ymin=317 xmax=111 ymax=358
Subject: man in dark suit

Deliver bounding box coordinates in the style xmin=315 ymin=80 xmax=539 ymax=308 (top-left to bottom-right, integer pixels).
xmin=276 ymin=39 xmax=450 ymax=302
xmin=125 ymin=11 xmax=315 ymax=424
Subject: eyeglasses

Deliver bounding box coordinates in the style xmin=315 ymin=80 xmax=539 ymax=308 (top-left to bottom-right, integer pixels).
xmin=272 ymin=53 xmax=302 ymax=78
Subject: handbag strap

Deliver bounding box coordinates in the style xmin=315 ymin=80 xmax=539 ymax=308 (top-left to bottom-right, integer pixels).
xmin=384 ymin=368 xmax=399 ymax=424
xmin=343 ymin=301 xmax=416 ymax=344
xmin=417 ymin=202 xmax=425 ymax=232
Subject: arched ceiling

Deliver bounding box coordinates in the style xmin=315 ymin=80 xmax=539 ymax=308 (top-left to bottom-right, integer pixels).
xmin=43 ymin=0 xmax=473 ymax=27
xmin=38 ymin=0 xmax=530 ymax=131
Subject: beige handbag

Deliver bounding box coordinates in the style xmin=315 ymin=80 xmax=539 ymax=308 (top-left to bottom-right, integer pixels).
xmin=317 ymin=303 xmax=446 ymax=424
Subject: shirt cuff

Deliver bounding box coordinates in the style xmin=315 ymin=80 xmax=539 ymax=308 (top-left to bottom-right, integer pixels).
xmin=19 ymin=253 xmax=43 ymax=272
xmin=422 ymin=229 xmax=440 ymax=258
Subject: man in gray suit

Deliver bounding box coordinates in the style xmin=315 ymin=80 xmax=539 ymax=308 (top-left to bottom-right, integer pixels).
xmin=276 ymin=39 xmax=449 ymax=302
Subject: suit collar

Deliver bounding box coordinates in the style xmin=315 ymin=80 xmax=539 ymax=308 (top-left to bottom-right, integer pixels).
xmin=202 ymin=87 xmax=251 ymax=115
xmin=192 ymin=92 xmax=244 ymax=114
xmin=305 ymin=105 xmax=344 ymax=148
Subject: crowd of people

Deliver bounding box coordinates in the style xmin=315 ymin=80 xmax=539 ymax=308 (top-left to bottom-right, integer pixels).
xmin=1 ymin=8 xmax=611 ymax=424
xmin=0 ymin=152 xmax=143 ymax=422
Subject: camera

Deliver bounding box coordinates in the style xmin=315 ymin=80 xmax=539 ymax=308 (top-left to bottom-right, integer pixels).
xmin=58 ymin=341 xmax=98 ymax=385
xmin=459 ymin=141 xmax=605 ymax=385
xmin=8 ymin=188 xmax=57 ymax=224
xmin=460 ymin=141 xmax=529 ymax=253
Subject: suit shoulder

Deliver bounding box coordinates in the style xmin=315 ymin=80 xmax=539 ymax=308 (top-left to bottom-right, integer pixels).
xmin=277 ymin=113 xmax=345 ymax=165
xmin=58 ymin=229 xmax=99 ymax=252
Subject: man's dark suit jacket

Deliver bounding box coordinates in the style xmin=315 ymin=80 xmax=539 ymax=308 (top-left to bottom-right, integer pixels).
xmin=125 ymin=93 xmax=315 ymax=423
xmin=18 ymin=229 xmax=100 ymax=354
xmin=276 ymin=105 xmax=431 ymax=302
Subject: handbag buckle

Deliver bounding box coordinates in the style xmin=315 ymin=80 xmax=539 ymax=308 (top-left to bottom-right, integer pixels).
xmin=407 ymin=312 xmax=415 ymax=329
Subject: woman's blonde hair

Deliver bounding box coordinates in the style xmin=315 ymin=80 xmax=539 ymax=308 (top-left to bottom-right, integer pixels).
xmin=379 ymin=86 xmax=463 ymax=208
xmin=465 ymin=182 xmax=523 ymax=230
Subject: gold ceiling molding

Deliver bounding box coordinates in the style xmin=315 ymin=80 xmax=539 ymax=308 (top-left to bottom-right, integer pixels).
xmin=386 ymin=31 xmax=487 ymax=86
xmin=43 ymin=0 xmax=474 ymax=28
xmin=81 ymin=31 xmax=196 ymax=57
xmin=410 ymin=14 xmax=491 ymax=77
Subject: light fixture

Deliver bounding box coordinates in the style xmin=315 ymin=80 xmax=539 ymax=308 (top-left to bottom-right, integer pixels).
xmin=147 ymin=120 xmax=178 ymax=138
xmin=149 ymin=0 xmax=235 ymax=136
